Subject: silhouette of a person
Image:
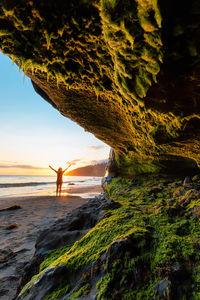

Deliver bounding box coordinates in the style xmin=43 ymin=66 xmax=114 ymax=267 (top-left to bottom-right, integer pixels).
xmin=49 ymin=164 xmax=71 ymax=196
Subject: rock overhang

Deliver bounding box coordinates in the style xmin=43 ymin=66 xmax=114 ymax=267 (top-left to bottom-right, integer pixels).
xmin=0 ymin=0 xmax=200 ymax=175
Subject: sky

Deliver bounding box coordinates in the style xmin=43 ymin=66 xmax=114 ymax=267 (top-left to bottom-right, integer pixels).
xmin=0 ymin=52 xmax=110 ymax=175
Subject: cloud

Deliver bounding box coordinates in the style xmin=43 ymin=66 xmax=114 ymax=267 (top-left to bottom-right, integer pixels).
xmin=0 ymin=164 xmax=47 ymax=170
xmin=0 ymin=160 xmax=19 ymax=164
xmin=88 ymin=145 xmax=105 ymax=151
xmin=89 ymin=159 xmax=108 ymax=165
xmin=66 ymin=159 xmax=82 ymax=165
xmin=66 ymin=157 xmax=108 ymax=167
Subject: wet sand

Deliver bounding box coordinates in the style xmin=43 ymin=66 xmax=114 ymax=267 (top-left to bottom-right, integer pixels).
xmin=64 ymin=184 xmax=103 ymax=195
xmin=0 ymin=185 xmax=103 ymax=300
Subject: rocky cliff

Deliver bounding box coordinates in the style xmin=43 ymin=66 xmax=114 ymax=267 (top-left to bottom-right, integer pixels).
xmin=0 ymin=0 xmax=200 ymax=175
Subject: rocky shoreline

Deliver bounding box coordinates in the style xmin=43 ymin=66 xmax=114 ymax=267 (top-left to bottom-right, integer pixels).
xmin=15 ymin=175 xmax=200 ymax=299
xmin=17 ymin=192 xmax=119 ymax=299
xmin=0 ymin=192 xmax=99 ymax=300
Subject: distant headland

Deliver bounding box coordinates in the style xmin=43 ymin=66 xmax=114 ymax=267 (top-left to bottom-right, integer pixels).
xmin=65 ymin=162 xmax=106 ymax=177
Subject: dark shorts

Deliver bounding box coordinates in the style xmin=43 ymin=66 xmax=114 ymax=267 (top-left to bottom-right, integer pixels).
xmin=56 ymin=181 xmax=63 ymax=185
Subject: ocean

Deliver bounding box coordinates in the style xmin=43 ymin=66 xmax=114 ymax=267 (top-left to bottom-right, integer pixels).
xmin=0 ymin=175 xmax=102 ymax=198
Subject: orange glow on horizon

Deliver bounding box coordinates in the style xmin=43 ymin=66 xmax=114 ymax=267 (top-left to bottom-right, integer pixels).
xmin=0 ymin=158 xmax=104 ymax=176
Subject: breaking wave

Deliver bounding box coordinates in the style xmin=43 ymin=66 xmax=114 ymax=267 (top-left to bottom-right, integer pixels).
xmin=0 ymin=182 xmax=55 ymax=188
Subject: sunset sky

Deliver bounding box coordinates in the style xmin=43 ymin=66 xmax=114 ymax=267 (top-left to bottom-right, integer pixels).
xmin=0 ymin=52 xmax=110 ymax=175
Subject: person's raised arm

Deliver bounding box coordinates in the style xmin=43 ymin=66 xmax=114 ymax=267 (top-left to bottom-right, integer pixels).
xmin=49 ymin=165 xmax=57 ymax=173
xmin=63 ymin=164 xmax=72 ymax=173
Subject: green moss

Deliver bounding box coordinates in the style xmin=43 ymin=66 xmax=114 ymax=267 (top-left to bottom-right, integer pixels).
xmin=45 ymin=285 xmax=70 ymax=300
xmin=0 ymin=29 xmax=13 ymax=36
xmin=187 ymin=199 xmax=200 ymax=210
xmin=1 ymin=2 xmax=200 ymax=297
xmin=146 ymin=61 xmax=160 ymax=75
xmin=39 ymin=245 xmax=72 ymax=272
xmin=2 ymin=0 xmax=199 ymax=169
xmin=96 ymin=273 xmax=114 ymax=300
xmin=21 ymin=176 xmax=200 ymax=299
xmin=115 ymin=152 xmax=160 ymax=176
xmin=19 ymin=273 xmax=41 ymax=297
xmin=151 ymin=218 xmax=198 ymax=269
xmin=68 ymin=283 xmax=91 ymax=300
xmin=192 ymin=174 xmax=200 ymax=181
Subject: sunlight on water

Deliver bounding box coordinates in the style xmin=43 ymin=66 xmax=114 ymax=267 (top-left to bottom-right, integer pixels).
xmin=0 ymin=175 xmax=102 ymax=198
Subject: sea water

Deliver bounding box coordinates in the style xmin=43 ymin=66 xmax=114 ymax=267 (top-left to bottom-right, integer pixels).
xmin=0 ymin=175 xmax=102 ymax=198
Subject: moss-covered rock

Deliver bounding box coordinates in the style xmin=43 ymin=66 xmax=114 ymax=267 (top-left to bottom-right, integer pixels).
xmin=17 ymin=175 xmax=200 ymax=299
xmin=0 ymin=0 xmax=200 ymax=173
xmin=1 ymin=2 xmax=200 ymax=298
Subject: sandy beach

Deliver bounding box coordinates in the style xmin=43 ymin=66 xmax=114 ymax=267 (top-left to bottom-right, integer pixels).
xmin=0 ymin=185 xmax=103 ymax=300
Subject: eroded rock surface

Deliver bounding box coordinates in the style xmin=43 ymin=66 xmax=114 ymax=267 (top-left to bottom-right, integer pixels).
xmin=17 ymin=193 xmax=120 ymax=299
xmin=16 ymin=175 xmax=200 ymax=299
xmin=0 ymin=0 xmax=200 ymax=174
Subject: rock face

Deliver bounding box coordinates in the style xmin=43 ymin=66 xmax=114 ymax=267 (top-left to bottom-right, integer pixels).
xmin=17 ymin=193 xmax=121 ymax=299
xmin=16 ymin=175 xmax=200 ymax=299
xmin=0 ymin=0 xmax=200 ymax=174
xmin=105 ymin=148 xmax=118 ymax=177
